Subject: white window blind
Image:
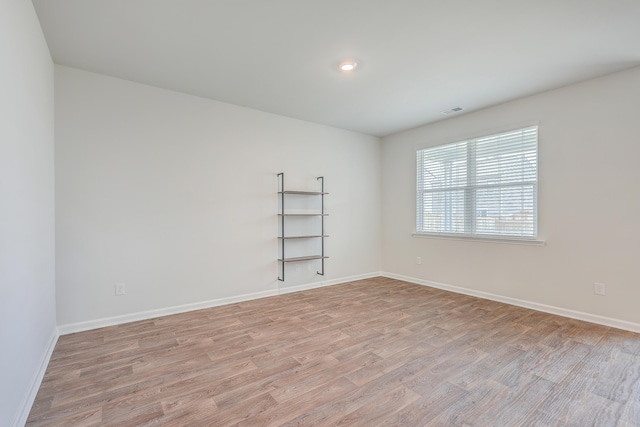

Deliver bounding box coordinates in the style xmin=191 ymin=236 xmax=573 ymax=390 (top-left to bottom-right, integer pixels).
xmin=416 ymin=126 xmax=538 ymax=238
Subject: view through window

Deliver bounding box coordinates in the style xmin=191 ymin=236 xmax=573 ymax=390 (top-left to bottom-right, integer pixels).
xmin=416 ymin=126 xmax=538 ymax=238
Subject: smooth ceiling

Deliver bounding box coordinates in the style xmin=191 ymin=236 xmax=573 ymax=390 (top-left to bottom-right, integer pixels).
xmin=33 ymin=0 xmax=640 ymax=136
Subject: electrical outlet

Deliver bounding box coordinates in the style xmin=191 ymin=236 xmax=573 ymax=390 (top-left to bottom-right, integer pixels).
xmin=115 ymin=283 xmax=126 ymax=296
xmin=594 ymin=283 xmax=605 ymax=296
xmin=416 ymin=256 xmax=422 ymax=265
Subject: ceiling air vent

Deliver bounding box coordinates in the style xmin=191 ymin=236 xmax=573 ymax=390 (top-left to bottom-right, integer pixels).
xmin=441 ymin=107 xmax=463 ymax=115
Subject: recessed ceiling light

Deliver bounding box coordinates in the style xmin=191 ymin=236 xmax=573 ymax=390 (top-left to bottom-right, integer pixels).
xmin=338 ymin=60 xmax=358 ymax=72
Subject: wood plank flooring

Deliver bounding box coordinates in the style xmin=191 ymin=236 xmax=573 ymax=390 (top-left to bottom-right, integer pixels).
xmin=27 ymin=277 xmax=640 ymax=426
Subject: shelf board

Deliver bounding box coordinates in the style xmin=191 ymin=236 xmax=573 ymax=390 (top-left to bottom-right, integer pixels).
xmin=278 ymin=235 xmax=329 ymax=239
xmin=278 ymin=191 xmax=329 ymax=195
xmin=278 ymin=255 xmax=329 ymax=263
xmin=278 ymin=213 xmax=328 ymax=216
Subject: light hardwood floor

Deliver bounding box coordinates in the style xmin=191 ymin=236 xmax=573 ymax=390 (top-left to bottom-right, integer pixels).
xmin=27 ymin=277 xmax=640 ymax=426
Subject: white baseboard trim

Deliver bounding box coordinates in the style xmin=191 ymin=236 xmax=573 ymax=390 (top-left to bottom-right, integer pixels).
xmin=58 ymin=272 xmax=381 ymax=335
xmin=278 ymin=271 xmax=381 ymax=295
xmin=381 ymin=271 xmax=640 ymax=334
xmin=13 ymin=327 xmax=59 ymax=427
xmin=58 ymin=289 xmax=278 ymax=335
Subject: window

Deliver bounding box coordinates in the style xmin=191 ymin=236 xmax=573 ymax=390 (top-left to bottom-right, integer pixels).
xmin=416 ymin=126 xmax=538 ymax=239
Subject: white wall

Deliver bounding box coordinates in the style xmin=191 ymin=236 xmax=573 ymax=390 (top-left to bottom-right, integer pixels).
xmin=0 ymin=1 xmax=56 ymax=425
xmin=382 ymin=66 xmax=640 ymax=326
xmin=55 ymin=65 xmax=381 ymax=327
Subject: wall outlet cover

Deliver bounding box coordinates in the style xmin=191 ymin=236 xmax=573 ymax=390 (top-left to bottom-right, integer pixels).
xmin=115 ymin=283 xmax=126 ymax=296
xmin=594 ymin=283 xmax=605 ymax=296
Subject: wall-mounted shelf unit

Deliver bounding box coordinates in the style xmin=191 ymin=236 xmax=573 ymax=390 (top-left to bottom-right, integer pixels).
xmin=277 ymin=173 xmax=328 ymax=281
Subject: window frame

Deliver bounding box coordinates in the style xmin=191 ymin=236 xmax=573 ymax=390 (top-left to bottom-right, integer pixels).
xmin=414 ymin=125 xmax=543 ymax=244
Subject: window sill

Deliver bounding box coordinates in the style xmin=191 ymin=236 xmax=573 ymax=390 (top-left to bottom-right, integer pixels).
xmin=412 ymin=232 xmax=546 ymax=246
